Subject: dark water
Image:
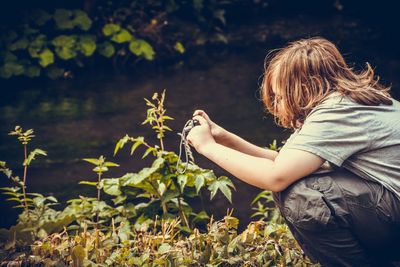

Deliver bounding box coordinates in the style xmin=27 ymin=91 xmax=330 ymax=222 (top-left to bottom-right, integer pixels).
xmin=0 ymin=14 xmax=399 ymax=229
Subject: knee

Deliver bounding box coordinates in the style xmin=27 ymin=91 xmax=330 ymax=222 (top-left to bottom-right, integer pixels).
xmin=274 ymin=176 xmax=334 ymax=231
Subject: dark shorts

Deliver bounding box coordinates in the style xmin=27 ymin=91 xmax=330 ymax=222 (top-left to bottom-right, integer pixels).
xmin=273 ymin=168 xmax=400 ymax=267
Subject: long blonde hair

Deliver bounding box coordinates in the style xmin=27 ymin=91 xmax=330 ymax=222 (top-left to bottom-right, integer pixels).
xmin=261 ymin=37 xmax=392 ymax=129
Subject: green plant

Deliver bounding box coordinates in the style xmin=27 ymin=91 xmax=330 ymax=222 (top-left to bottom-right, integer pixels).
xmin=109 ymin=90 xmax=235 ymax=231
xmin=27 ymin=212 xmax=317 ymax=266
xmin=0 ymin=127 xmax=74 ymax=253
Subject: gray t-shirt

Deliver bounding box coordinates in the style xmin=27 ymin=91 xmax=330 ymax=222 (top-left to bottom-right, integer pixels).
xmin=281 ymin=92 xmax=400 ymax=199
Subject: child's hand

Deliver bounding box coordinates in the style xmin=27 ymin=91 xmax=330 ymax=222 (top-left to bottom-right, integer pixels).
xmin=187 ymin=115 xmax=216 ymax=154
xmin=192 ymin=110 xmax=227 ymax=142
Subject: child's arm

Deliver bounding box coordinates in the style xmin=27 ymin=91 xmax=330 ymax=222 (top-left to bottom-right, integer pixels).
xmin=193 ymin=110 xmax=278 ymax=160
xmin=188 ymin=116 xmax=324 ymax=192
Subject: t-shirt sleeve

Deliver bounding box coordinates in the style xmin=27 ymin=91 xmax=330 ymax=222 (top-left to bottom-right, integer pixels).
xmin=281 ymin=104 xmax=371 ymax=167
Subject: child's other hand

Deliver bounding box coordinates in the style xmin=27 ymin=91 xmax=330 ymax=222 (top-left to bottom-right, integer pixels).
xmin=192 ymin=110 xmax=227 ymax=142
xmin=187 ymin=115 xmax=216 ymax=154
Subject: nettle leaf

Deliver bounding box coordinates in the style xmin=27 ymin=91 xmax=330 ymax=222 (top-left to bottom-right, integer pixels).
xmin=38 ymin=48 xmax=55 ymax=67
xmin=23 ymin=149 xmax=47 ymax=166
xmin=158 ymin=182 xmax=166 ymax=196
xmin=142 ymin=147 xmax=155 ymax=159
xmin=131 ymin=137 xmax=145 ymax=155
xmin=122 ymin=157 xmax=165 ymax=186
xmin=102 ymin=23 xmax=121 ymax=36
xmin=98 ymin=41 xmax=115 ymax=58
xmin=129 ymin=39 xmax=155 ymax=60
xmin=207 ymin=176 xmax=236 ymax=203
xmin=161 ymin=190 xmax=179 ymax=205
xmin=73 ymin=10 xmax=92 ymax=31
xmin=78 ymin=35 xmax=96 ymax=56
xmin=177 ymin=175 xmax=187 ymax=193
xmin=51 ymin=35 xmax=77 ymax=60
xmin=79 ymin=181 xmax=97 ymax=186
xmin=82 ymin=158 xmax=100 ymax=165
xmin=194 ymin=174 xmax=205 ymax=194
xmin=28 ymin=34 xmax=47 ymax=58
xmin=111 ymin=29 xmax=132 ymax=43
xmin=104 ymin=162 xmax=119 ymax=167
xmin=103 ymin=178 xmax=121 ymax=196
xmin=114 ymin=134 xmax=130 ymax=156
xmin=174 ymin=42 xmax=185 ymax=54
xmin=93 ymin=166 xmax=108 ymax=173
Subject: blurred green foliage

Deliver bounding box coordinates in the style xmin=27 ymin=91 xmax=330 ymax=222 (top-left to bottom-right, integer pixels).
xmin=0 ymin=0 xmax=233 ymax=79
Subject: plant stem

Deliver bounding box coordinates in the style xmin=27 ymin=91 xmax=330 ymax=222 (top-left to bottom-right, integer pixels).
xmin=157 ymin=115 xmax=165 ymax=151
xmin=177 ymin=196 xmax=190 ymax=229
xmin=96 ymin=172 xmax=102 ymax=228
xmin=150 ymin=182 xmax=167 ymax=214
xmin=22 ymin=144 xmax=30 ymax=220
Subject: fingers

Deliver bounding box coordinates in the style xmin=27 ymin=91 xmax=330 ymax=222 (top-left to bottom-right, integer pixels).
xmin=192 ymin=115 xmax=208 ymax=125
xmin=193 ymin=109 xmax=211 ymax=122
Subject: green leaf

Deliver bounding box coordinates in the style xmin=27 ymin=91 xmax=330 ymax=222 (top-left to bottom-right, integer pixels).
xmin=71 ymin=245 xmax=85 ymax=266
xmin=122 ymin=158 xmax=164 ymax=186
xmin=79 ymin=181 xmax=97 ymax=186
xmin=102 ymin=23 xmax=121 ymax=36
xmin=51 ymin=35 xmax=77 ymax=60
xmin=174 ymin=42 xmax=185 ymax=54
xmin=129 ymin=39 xmax=155 ymax=60
xmin=111 ymin=29 xmax=132 ymax=43
xmin=78 ymin=35 xmax=96 ymax=56
xmin=104 ymin=162 xmax=119 ymax=167
xmin=28 ymin=35 xmax=47 ymax=58
xmin=158 ymin=243 xmax=171 ymax=254
xmin=38 ymin=49 xmax=55 ymax=67
xmin=194 ymin=174 xmax=205 ymax=194
xmin=98 ymin=41 xmax=115 ymax=58
xmin=130 ymin=137 xmax=145 ymax=155
xmin=82 ymin=158 xmax=100 ymax=165
xmin=113 ymin=134 xmax=130 ymax=156
xmin=2 ymin=62 xmax=24 ymax=77
xmin=103 ymin=178 xmax=121 ymax=196
xmin=142 ymin=147 xmax=155 ymax=159
xmin=23 ymin=148 xmax=47 ymax=166
xmin=177 ymin=175 xmax=187 ymax=193
xmin=73 ymin=10 xmax=92 ymax=31
xmin=93 ymin=166 xmax=108 ymax=173
xmin=207 ymin=176 xmax=236 ymax=203
xmin=9 ymin=38 xmax=29 ymax=51
xmin=158 ymin=182 xmax=166 ymax=196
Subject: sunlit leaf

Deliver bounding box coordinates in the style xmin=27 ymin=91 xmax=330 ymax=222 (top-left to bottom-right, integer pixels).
xmin=79 ymin=181 xmax=97 ymax=186
xmin=174 ymin=42 xmax=185 ymax=54
xmin=103 ymin=178 xmax=121 ymax=196
xmin=194 ymin=174 xmax=205 ymax=194
xmin=38 ymin=49 xmax=54 ymax=67
xmin=111 ymin=29 xmax=132 ymax=43
xmin=78 ymin=35 xmax=96 ymax=56
xmin=129 ymin=39 xmax=155 ymax=60
xmin=207 ymin=176 xmax=236 ymax=203
xmin=102 ymin=23 xmax=121 ymax=36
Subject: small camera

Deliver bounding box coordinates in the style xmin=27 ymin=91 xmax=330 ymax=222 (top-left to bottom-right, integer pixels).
xmin=183 ymin=119 xmax=200 ymax=135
